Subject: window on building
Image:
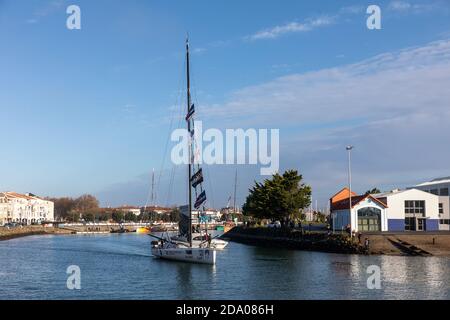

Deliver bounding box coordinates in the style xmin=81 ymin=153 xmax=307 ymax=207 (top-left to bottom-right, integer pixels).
xmin=440 ymin=188 xmax=449 ymax=196
xmin=430 ymin=189 xmax=439 ymax=195
xmin=440 ymin=219 xmax=450 ymax=225
xmin=439 ymin=203 xmax=444 ymax=215
xmin=405 ymin=200 xmax=425 ymax=216
xmin=405 ymin=217 xmax=416 ymax=231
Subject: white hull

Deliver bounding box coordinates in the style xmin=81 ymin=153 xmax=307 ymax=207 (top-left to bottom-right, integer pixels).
xmin=195 ymin=239 xmax=228 ymax=250
xmin=171 ymin=234 xmax=229 ymax=250
xmin=151 ymin=246 xmax=216 ymax=265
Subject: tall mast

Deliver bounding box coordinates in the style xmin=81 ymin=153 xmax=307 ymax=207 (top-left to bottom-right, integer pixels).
xmin=186 ymin=38 xmax=193 ymax=248
xmin=233 ymin=169 xmax=238 ymax=214
xmin=151 ymin=168 xmax=155 ymax=206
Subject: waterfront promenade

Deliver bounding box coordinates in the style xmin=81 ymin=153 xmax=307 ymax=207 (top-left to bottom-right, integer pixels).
xmin=362 ymin=232 xmax=450 ymax=256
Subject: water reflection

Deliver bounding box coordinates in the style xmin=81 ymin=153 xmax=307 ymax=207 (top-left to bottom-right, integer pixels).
xmin=0 ymin=234 xmax=449 ymax=300
xmin=175 ymin=263 xmax=194 ymax=299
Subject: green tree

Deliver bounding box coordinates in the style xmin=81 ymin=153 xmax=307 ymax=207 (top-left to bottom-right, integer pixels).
xmin=242 ymin=170 xmax=312 ymax=222
xmin=148 ymin=211 xmax=158 ymax=222
xmin=125 ymin=212 xmax=137 ymax=222
xmin=83 ymin=213 xmax=95 ymax=222
xmin=365 ymin=188 xmax=381 ymax=195
xmin=98 ymin=213 xmax=110 ymax=222
xmin=138 ymin=212 xmax=150 ymax=222
xmin=169 ymin=209 xmax=181 ymax=222
xmin=66 ymin=210 xmax=80 ymax=222
xmin=314 ymin=211 xmax=327 ymax=223
xmin=112 ymin=211 xmax=124 ymax=223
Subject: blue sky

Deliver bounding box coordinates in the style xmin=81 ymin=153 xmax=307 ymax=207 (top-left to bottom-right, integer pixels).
xmin=1 ymin=0 xmax=450 ymax=209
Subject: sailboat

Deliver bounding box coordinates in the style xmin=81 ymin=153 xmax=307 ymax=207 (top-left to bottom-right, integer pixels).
xmin=150 ymin=39 xmax=219 ymax=265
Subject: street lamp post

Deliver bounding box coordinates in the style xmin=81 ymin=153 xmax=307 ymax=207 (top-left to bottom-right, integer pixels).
xmin=346 ymin=145 xmax=354 ymax=237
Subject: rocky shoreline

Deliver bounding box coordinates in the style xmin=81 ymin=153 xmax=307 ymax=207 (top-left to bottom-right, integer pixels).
xmin=223 ymin=227 xmax=365 ymax=255
xmin=0 ymin=226 xmax=73 ymax=241
xmin=223 ymin=227 xmax=450 ymax=256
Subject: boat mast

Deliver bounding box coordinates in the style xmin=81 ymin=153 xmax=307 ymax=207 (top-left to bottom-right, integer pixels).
xmin=186 ymin=38 xmax=193 ymax=248
xmin=151 ymin=168 xmax=155 ymax=206
xmin=233 ymin=169 xmax=237 ymax=214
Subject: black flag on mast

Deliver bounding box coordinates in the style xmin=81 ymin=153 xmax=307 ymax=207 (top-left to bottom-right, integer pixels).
xmin=186 ymin=104 xmax=195 ymax=121
xmin=190 ymin=169 xmax=204 ymax=188
xmin=194 ymin=191 xmax=207 ymax=209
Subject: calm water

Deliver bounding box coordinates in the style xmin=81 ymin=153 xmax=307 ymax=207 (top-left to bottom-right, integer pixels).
xmin=0 ymin=234 xmax=449 ymax=300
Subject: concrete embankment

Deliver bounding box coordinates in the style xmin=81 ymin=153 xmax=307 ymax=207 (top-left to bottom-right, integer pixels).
xmin=0 ymin=226 xmax=73 ymax=241
xmin=223 ymin=227 xmax=363 ymax=254
xmin=59 ymin=225 xmax=129 ymax=234
xmin=362 ymin=232 xmax=450 ymax=256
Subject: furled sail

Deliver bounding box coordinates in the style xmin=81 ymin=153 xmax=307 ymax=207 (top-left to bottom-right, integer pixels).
xmin=186 ymin=104 xmax=195 ymax=121
xmin=179 ymin=205 xmax=190 ymax=238
xmin=191 ymin=169 xmax=204 ymax=188
xmin=194 ymin=191 xmax=207 ymax=209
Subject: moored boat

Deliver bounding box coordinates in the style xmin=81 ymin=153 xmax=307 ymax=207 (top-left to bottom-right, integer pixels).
xmin=151 ymin=240 xmax=216 ymax=265
xmin=171 ymin=233 xmax=229 ymax=250
xmin=150 ymin=38 xmax=219 ymax=265
xmin=136 ymin=226 xmax=151 ymax=234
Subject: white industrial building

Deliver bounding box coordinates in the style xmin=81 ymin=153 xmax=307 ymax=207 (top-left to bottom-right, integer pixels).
xmin=413 ymin=177 xmax=450 ymax=230
xmin=0 ymin=192 xmax=54 ymax=225
xmin=374 ymin=189 xmax=440 ymax=232
xmin=331 ymin=187 xmax=441 ymax=233
xmin=330 ymin=189 xmax=388 ymax=232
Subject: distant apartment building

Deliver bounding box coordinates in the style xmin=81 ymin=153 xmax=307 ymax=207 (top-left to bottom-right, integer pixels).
xmin=0 ymin=192 xmax=54 ymax=225
xmin=117 ymin=206 xmax=142 ymax=216
xmin=0 ymin=199 xmax=8 ymax=225
xmin=330 ymin=187 xmax=440 ymax=233
xmin=413 ymin=177 xmax=450 ymax=231
xmin=142 ymin=206 xmax=172 ymax=215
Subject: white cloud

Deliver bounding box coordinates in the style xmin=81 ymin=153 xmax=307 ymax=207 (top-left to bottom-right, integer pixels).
xmin=26 ymin=0 xmax=66 ymax=24
xmin=339 ymin=5 xmax=365 ymax=15
xmin=246 ymin=2 xmax=448 ymax=42
xmin=201 ymin=39 xmax=450 ymax=203
xmin=387 ymin=0 xmax=444 ymax=14
xmin=248 ymin=16 xmax=335 ymax=40
xmin=204 ymin=39 xmax=450 ymax=126
xmin=192 ymin=47 xmax=207 ymax=55
xmin=388 ymin=1 xmax=413 ymax=11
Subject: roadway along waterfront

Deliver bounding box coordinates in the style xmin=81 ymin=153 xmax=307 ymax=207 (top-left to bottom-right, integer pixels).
xmin=0 ymin=233 xmax=449 ymax=299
